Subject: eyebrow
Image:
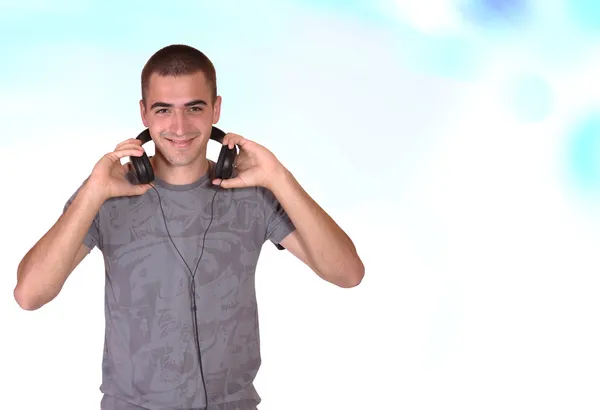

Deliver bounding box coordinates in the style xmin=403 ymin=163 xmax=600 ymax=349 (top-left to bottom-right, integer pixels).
xmin=150 ymin=99 xmax=207 ymax=109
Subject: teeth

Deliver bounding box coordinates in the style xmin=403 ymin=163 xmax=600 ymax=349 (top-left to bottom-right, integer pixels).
xmin=169 ymin=139 xmax=192 ymax=147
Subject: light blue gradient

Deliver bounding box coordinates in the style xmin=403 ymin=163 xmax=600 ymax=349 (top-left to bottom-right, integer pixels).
xmin=567 ymin=114 xmax=600 ymax=194
xmin=408 ymin=34 xmax=482 ymax=80
xmin=460 ymin=0 xmax=531 ymax=30
xmin=1 ymin=3 xmax=598 ymax=202
xmin=566 ymin=0 xmax=600 ymax=34
xmin=289 ymin=0 xmax=393 ymax=25
xmin=509 ymin=73 xmax=553 ymax=122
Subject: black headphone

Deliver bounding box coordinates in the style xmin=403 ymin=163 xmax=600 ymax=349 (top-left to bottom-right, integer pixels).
xmin=129 ymin=126 xmax=237 ymax=184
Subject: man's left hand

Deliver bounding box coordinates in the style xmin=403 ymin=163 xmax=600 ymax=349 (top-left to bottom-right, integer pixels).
xmin=212 ymin=133 xmax=286 ymax=190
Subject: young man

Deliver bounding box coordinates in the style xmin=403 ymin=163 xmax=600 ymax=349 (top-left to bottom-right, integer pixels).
xmin=14 ymin=44 xmax=364 ymax=410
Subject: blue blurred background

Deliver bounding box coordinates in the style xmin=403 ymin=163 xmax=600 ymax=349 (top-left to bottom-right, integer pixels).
xmin=3 ymin=1 xmax=600 ymax=409
xmin=3 ymin=0 xmax=600 ymax=195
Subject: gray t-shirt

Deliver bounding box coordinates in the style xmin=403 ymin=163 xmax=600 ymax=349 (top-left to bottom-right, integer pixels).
xmin=63 ymin=167 xmax=295 ymax=410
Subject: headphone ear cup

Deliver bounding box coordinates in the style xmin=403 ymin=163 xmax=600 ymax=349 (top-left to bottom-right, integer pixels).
xmin=215 ymin=145 xmax=237 ymax=179
xmin=130 ymin=152 xmax=154 ymax=184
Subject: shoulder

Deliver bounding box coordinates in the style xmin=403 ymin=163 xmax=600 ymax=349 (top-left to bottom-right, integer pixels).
xmin=96 ymin=190 xmax=157 ymax=232
xmin=217 ymin=184 xmax=279 ymax=213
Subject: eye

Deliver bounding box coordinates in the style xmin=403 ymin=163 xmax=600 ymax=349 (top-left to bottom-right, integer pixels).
xmin=155 ymin=109 xmax=168 ymax=114
xmin=189 ymin=106 xmax=203 ymax=112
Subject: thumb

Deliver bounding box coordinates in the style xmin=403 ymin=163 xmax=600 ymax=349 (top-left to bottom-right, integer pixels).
xmin=133 ymin=183 xmax=153 ymax=195
xmin=212 ymin=177 xmax=245 ymax=189
xmin=142 ymin=183 xmax=154 ymax=192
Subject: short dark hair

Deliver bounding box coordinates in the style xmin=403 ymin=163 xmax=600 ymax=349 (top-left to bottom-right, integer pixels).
xmin=141 ymin=44 xmax=217 ymax=104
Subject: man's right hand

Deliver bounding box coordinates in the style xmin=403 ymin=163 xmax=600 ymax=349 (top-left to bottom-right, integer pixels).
xmin=88 ymin=138 xmax=153 ymax=201
xmin=14 ymin=138 xmax=153 ymax=311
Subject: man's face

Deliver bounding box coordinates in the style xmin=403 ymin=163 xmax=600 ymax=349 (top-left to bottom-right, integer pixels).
xmin=140 ymin=71 xmax=221 ymax=168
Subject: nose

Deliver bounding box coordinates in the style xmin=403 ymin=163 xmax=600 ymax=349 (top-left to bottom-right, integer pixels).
xmin=169 ymin=110 xmax=188 ymax=136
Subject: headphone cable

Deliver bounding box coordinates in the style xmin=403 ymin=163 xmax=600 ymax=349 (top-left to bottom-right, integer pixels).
xmin=151 ymin=180 xmax=221 ymax=410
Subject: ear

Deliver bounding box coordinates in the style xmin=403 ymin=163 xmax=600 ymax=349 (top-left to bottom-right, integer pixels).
xmin=212 ymin=95 xmax=222 ymax=124
xmin=139 ymin=99 xmax=149 ymax=127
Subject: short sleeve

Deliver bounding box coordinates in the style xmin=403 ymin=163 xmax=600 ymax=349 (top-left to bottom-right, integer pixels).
xmin=63 ymin=181 xmax=101 ymax=252
xmin=261 ymin=187 xmax=296 ymax=250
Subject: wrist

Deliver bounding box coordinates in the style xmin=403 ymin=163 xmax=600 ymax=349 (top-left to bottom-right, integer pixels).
xmin=266 ymin=165 xmax=295 ymax=194
xmin=82 ymin=177 xmax=109 ymax=207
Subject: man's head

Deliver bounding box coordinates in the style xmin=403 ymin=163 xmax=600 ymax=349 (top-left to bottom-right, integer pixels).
xmin=139 ymin=44 xmax=221 ymax=171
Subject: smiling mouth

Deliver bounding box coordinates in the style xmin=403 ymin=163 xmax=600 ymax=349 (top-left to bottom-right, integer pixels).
xmin=166 ymin=137 xmax=195 ymax=148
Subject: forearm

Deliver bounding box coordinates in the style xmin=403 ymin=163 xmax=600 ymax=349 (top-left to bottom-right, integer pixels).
xmin=15 ymin=182 xmax=104 ymax=310
xmin=269 ymin=169 xmax=364 ymax=287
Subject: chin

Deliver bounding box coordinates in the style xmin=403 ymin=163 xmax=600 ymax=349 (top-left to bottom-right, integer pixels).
xmin=165 ymin=152 xmax=200 ymax=166
xmin=167 ymin=151 xmax=205 ymax=168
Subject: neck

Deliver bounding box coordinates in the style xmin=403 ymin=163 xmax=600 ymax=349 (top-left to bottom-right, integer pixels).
xmin=150 ymin=153 xmax=210 ymax=186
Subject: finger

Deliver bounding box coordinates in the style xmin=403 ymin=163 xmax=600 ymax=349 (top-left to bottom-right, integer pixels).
xmin=121 ymin=184 xmax=153 ymax=197
xmin=212 ymin=176 xmax=245 ymax=189
xmin=116 ymin=142 xmax=145 ymax=153
xmin=122 ymin=161 xmax=135 ymax=174
xmin=222 ymin=133 xmax=248 ymax=149
xmin=115 ymin=138 xmax=142 ymax=150
xmin=234 ymin=155 xmax=250 ymax=168
xmin=133 ymin=184 xmax=153 ymax=195
xmin=107 ymin=148 xmax=145 ymax=161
